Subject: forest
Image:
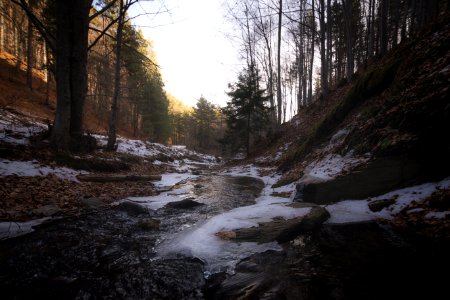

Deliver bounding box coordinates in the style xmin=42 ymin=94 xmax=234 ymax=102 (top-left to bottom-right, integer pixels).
xmin=1 ymin=0 xmax=445 ymax=155
xmin=0 ymin=0 xmax=449 ymax=299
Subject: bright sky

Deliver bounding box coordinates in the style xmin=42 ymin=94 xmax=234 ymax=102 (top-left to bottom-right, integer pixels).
xmin=129 ymin=0 xmax=242 ymax=107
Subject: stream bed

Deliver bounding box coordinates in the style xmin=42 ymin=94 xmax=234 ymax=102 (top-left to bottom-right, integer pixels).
xmin=1 ymin=171 xmax=449 ymax=299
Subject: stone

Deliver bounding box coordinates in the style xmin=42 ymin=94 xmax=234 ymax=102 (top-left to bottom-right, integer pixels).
xmin=297 ymin=156 xmax=423 ymax=205
xmin=286 ymin=202 xmax=319 ymax=208
xmin=80 ymin=197 xmax=106 ymax=209
xmin=31 ymin=205 xmax=61 ymax=217
xmin=137 ymin=218 xmax=160 ymax=230
xmin=368 ymin=198 xmax=396 ymax=212
xmin=118 ymin=201 xmax=149 ymax=216
xmin=164 ymin=198 xmax=205 ymax=209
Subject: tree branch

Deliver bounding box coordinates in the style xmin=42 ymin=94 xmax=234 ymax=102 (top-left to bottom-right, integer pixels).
xmin=10 ymin=0 xmax=56 ymax=52
xmin=88 ymin=26 xmax=159 ymax=68
xmin=89 ymin=0 xmax=118 ymax=21
xmin=88 ymin=15 xmax=119 ymax=51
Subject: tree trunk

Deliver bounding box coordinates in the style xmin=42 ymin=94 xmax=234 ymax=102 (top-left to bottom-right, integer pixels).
xmin=343 ymin=0 xmax=354 ymax=82
xmin=368 ymin=0 xmax=375 ymax=58
xmin=26 ymin=1 xmax=36 ymax=90
xmin=107 ymin=0 xmax=125 ymax=151
xmin=308 ymin=0 xmax=315 ymax=104
xmin=69 ymin=0 xmax=91 ymax=141
xmin=276 ymin=0 xmax=282 ymax=124
xmin=0 ymin=6 xmax=4 ymax=52
xmin=326 ymin=0 xmax=332 ymax=86
xmin=379 ymin=0 xmax=389 ymax=55
xmin=51 ymin=0 xmax=92 ymax=150
xmin=51 ymin=1 xmax=73 ymax=150
xmin=319 ymin=0 xmax=328 ymax=97
xmin=45 ymin=42 xmax=50 ymax=106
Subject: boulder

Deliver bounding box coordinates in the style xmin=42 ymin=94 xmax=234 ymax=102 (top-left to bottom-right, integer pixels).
xmin=137 ymin=218 xmax=160 ymax=230
xmin=118 ymin=201 xmax=149 ymax=216
xmin=80 ymin=197 xmax=106 ymax=209
xmin=31 ymin=205 xmax=61 ymax=217
xmin=164 ymin=198 xmax=205 ymax=209
xmin=368 ymin=198 xmax=396 ymax=212
xmin=296 ymin=156 xmax=422 ymax=204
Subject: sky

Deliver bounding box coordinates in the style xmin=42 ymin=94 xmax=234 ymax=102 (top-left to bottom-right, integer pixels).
xmin=129 ymin=0 xmax=243 ymax=107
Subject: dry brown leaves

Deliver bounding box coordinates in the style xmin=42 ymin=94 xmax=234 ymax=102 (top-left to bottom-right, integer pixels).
xmin=0 ymin=174 xmax=158 ymax=221
xmin=390 ymin=189 xmax=450 ymax=239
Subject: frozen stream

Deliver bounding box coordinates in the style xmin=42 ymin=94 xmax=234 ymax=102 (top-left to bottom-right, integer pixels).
xmin=0 ymin=171 xmax=280 ymax=298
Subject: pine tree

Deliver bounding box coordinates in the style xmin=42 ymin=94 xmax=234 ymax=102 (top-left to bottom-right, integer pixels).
xmin=223 ymin=66 xmax=270 ymax=156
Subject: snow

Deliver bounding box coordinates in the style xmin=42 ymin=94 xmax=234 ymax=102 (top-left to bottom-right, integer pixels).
xmin=325 ymin=177 xmax=450 ymax=224
xmin=0 ymin=110 xmax=47 ymax=145
xmin=0 ymin=217 xmax=50 ymax=240
xmin=156 ymin=172 xmax=198 ymax=188
xmin=425 ymin=211 xmax=450 ymax=219
xmin=304 ymin=153 xmax=369 ymax=181
xmin=0 ymin=159 xmax=84 ymax=181
xmin=93 ymin=134 xmax=217 ymax=163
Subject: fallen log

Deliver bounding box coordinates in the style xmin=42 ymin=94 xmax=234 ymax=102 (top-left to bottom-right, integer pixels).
xmin=216 ymin=206 xmax=330 ymax=244
xmin=77 ymin=174 xmax=161 ymax=182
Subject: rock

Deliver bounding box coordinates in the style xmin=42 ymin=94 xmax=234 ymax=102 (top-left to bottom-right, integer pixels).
xmin=297 ymin=156 xmax=423 ymax=204
xmin=192 ymin=170 xmax=202 ymax=175
xmin=368 ymin=198 xmax=396 ymax=212
xmin=164 ymin=198 xmax=205 ymax=209
xmin=222 ymin=206 xmax=330 ymax=243
xmin=31 ymin=205 xmax=61 ymax=217
xmin=194 ymin=184 xmax=203 ymax=189
xmin=117 ymin=201 xmax=149 ymax=216
xmin=286 ymin=202 xmax=319 ymax=208
xmin=80 ymin=197 xmax=106 ymax=209
xmin=137 ymin=218 xmax=160 ymax=230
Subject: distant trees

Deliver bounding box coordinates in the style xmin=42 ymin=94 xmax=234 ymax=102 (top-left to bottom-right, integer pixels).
xmin=225 ymin=0 xmax=448 ymax=123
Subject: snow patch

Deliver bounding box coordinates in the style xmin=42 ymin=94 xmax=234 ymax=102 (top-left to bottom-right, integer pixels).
xmin=325 ymin=177 xmax=450 ymax=223
xmin=0 ymin=159 xmax=85 ymax=181
xmin=304 ymin=153 xmax=369 ymax=181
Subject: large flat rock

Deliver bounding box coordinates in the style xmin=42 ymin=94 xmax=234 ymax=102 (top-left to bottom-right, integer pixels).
xmin=297 ymin=156 xmax=422 ymax=204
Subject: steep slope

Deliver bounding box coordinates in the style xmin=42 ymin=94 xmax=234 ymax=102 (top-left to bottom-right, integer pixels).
xmin=256 ymin=15 xmax=450 ymax=190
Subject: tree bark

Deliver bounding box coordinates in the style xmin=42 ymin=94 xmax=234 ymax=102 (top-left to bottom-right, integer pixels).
xmin=51 ymin=1 xmax=73 ymax=149
xmin=69 ymin=0 xmax=91 ymax=141
xmin=343 ymin=0 xmax=354 ymax=82
xmin=379 ymin=0 xmax=389 ymax=56
xmin=308 ymin=0 xmax=315 ymax=104
xmin=276 ymin=0 xmax=282 ymax=124
xmin=319 ymin=0 xmax=328 ymax=97
xmin=107 ymin=0 xmax=125 ymax=151
xmin=26 ymin=0 xmax=36 ymax=90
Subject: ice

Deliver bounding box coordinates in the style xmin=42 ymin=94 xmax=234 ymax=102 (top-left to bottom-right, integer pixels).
xmin=157 ymin=201 xmax=311 ymax=273
xmin=0 ymin=217 xmax=50 ymax=240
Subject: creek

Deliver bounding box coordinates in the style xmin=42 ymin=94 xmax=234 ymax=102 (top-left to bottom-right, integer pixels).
xmin=0 ymin=168 xmax=448 ymax=299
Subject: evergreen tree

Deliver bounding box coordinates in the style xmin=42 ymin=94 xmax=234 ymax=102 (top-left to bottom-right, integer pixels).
xmin=222 ymin=66 xmax=270 ymax=156
xmin=193 ymin=96 xmax=217 ymax=150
